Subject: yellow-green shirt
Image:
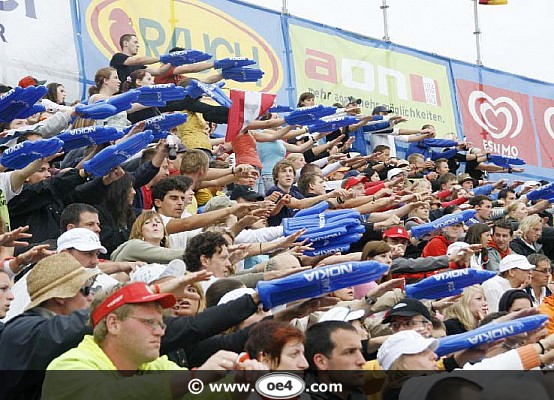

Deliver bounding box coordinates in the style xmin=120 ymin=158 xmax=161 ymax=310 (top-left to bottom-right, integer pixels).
xmin=42 ymin=335 xmax=230 ymax=400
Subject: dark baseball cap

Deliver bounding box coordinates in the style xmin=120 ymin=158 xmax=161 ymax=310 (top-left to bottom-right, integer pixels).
xmin=372 ymin=105 xmax=393 ymax=115
xmin=230 ymin=185 xmax=264 ymax=202
xmin=382 ymin=298 xmax=432 ymax=324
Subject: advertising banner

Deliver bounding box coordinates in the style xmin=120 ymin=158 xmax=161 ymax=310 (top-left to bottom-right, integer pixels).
xmin=3 ymin=0 xmax=554 ymax=178
xmin=455 ymin=79 xmax=537 ymax=165
xmin=287 ymin=21 xmax=459 ymax=136
xmin=532 ymin=96 xmax=554 ymax=169
xmin=0 ymin=0 xmax=80 ymax=100
xmin=74 ymin=0 xmax=287 ymax=100
xmin=451 ymin=61 xmax=554 ymax=178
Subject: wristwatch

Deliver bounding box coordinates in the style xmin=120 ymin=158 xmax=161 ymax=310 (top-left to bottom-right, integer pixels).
xmin=365 ymin=294 xmax=377 ymax=306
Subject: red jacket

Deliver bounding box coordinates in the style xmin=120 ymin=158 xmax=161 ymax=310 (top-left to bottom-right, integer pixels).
xmin=422 ymin=235 xmax=452 ymax=257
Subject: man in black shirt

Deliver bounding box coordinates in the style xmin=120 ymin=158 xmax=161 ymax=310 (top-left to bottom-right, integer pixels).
xmin=109 ymin=34 xmax=172 ymax=90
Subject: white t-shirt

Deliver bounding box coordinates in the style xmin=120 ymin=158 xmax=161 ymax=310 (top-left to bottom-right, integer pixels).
xmin=368 ymin=127 xmax=401 ymax=157
xmin=481 ymin=275 xmax=512 ymax=312
xmin=160 ymin=212 xmax=202 ymax=250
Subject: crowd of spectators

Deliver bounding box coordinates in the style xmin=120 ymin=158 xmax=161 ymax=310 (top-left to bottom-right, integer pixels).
xmin=0 ymin=33 xmax=554 ymax=399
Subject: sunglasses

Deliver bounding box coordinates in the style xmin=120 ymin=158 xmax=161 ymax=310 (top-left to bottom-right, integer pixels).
xmin=79 ymin=276 xmax=97 ymax=297
xmin=79 ymin=285 xmax=92 ymax=297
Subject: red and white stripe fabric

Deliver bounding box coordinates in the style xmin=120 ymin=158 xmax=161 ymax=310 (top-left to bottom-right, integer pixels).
xmin=410 ymin=74 xmax=442 ymax=107
xmin=225 ymin=90 xmax=276 ymax=142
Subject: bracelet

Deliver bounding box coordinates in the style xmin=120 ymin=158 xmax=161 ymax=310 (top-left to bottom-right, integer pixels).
xmin=231 ymin=167 xmax=235 ymax=175
xmin=538 ymin=340 xmax=546 ymax=355
xmin=337 ymin=197 xmax=345 ymax=204
xmin=153 ymin=284 xmax=161 ymax=294
xmin=259 ymin=242 xmax=263 ymax=254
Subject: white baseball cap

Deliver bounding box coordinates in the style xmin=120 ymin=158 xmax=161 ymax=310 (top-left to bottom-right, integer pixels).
xmin=130 ymin=260 xmax=186 ymax=284
xmin=319 ymin=306 xmax=365 ymax=323
xmin=446 ymin=241 xmax=470 ymax=257
xmin=499 ymin=254 xmax=534 ymax=273
xmin=57 ymin=228 xmax=107 ymax=254
xmin=387 ymin=168 xmax=407 ymax=181
xmin=377 ymin=330 xmax=439 ymax=370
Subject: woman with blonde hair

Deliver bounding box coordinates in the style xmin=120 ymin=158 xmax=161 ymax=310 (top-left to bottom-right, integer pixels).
xmin=171 ymin=281 xmax=206 ymax=317
xmin=443 ymin=285 xmax=488 ymax=335
xmin=110 ymin=210 xmax=186 ymax=263
xmin=285 ymin=153 xmax=306 ymax=172
xmin=510 ymin=214 xmax=544 ymax=257
xmin=506 ymin=201 xmax=528 ymax=223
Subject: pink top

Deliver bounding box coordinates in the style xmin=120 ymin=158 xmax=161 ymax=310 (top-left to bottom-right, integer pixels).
xmin=353 ymin=281 xmax=378 ymax=300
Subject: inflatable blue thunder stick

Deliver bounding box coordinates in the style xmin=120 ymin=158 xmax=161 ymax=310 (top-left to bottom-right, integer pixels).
xmin=256 ymin=261 xmax=389 ymax=311
xmin=436 ymin=314 xmax=547 ymax=357
xmin=405 ymin=269 xmax=496 ymax=300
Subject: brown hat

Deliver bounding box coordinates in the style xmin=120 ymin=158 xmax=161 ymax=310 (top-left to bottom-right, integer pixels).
xmin=457 ymin=173 xmax=474 ymax=184
xmin=25 ymin=253 xmax=99 ymax=311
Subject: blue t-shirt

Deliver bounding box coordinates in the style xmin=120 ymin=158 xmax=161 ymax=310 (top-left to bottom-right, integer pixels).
xmin=257 ymin=140 xmax=286 ymax=176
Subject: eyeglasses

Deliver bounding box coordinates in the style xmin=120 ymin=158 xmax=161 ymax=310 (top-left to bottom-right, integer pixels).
xmin=127 ymin=316 xmax=167 ymax=331
xmin=534 ymin=269 xmax=553 ymax=275
xmin=391 ymin=319 xmax=431 ymax=329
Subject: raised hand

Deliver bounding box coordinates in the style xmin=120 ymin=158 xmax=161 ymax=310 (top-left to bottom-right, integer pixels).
xmin=159 ymin=50 xmax=212 ymax=66
xmin=83 ymin=131 xmax=154 ymax=177
xmin=159 ymin=270 xmax=213 ymax=298
xmin=214 ymin=57 xmax=256 ymax=69
xmin=221 ymin=67 xmax=264 ymax=82
xmin=0 ymin=138 xmax=64 ymax=170
xmin=183 ymin=81 xmax=231 ymax=107
xmin=284 ymin=105 xmax=336 ymax=125
xmin=0 ymin=226 xmax=32 ymax=247
xmin=307 ymin=116 xmax=357 ymax=134
xmin=58 ymin=125 xmax=123 ymax=152
xmin=136 ymin=84 xmax=186 ymax=107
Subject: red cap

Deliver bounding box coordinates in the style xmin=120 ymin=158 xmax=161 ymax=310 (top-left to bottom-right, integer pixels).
xmin=18 ymin=76 xmax=46 ymax=89
xmin=344 ymin=175 xmax=368 ymax=190
xmin=383 ymin=227 xmax=409 ymax=240
xmin=91 ymin=282 xmax=176 ymax=327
